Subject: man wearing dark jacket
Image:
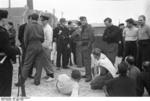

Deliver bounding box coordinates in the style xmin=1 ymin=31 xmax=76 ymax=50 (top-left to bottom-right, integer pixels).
xmin=18 ymin=15 xmax=34 ymax=79
xmin=103 ymin=18 xmax=121 ymax=64
xmin=136 ymin=61 xmax=150 ymax=96
xmin=0 ymin=9 xmax=19 ymax=96
xmin=53 ymin=18 xmax=70 ymax=69
xmin=104 ymin=62 xmax=136 ymax=96
xmin=21 ymin=13 xmax=44 ymax=85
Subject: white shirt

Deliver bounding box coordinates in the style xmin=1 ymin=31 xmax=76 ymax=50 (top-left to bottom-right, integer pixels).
xmin=91 ymin=53 xmax=117 ymax=78
xmin=56 ymin=74 xmax=79 ymax=97
xmin=123 ymin=27 xmax=138 ymax=41
xmin=42 ymin=23 xmax=53 ymax=49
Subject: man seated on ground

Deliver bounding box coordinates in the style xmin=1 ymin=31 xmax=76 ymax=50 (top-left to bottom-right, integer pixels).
xmin=56 ymin=70 xmax=81 ymax=97
xmin=104 ymin=62 xmax=136 ymax=96
xmin=136 ymin=61 xmax=150 ymax=96
xmin=90 ymin=48 xmax=117 ymax=90
xmin=125 ymin=56 xmax=141 ymax=81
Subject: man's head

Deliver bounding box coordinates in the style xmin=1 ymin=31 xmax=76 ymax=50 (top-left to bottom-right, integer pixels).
xmin=7 ymin=21 xmax=14 ymax=29
xmin=142 ymin=61 xmax=150 ymax=72
xmin=118 ymin=23 xmax=125 ymax=30
xmin=118 ymin=62 xmax=128 ymax=76
xmin=0 ymin=10 xmax=8 ymax=26
xmin=71 ymin=70 xmax=81 ymax=82
xmin=104 ymin=17 xmax=112 ymax=27
xmin=125 ymin=56 xmax=135 ymax=68
xmin=138 ymin=15 xmax=146 ymax=26
xmin=92 ymin=48 xmax=101 ymax=60
xmin=59 ymin=18 xmax=66 ymax=26
xmin=40 ymin=14 xmax=49 ymax=26
xmin=30 ymin=13 xmax=39 ymax=22
xmin=126 ymin=18 xmax=135 ymax=28
xmin=79 ymin=16 xmax=87 ymax=26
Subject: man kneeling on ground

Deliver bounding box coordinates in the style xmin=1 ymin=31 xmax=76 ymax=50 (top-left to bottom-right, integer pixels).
xmin=90 ymin=48 xmax=117 ymax=90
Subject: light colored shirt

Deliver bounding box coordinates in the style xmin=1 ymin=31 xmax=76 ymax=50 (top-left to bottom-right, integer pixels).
xmin=138 ymin=24 xmax=150 ymax=40
xmin=123 ymin=26 xmax=138 ymax=41
xmin=42 ymin=23 xmax=53 ymax=49
xmin=56 ymin=74 xmax=79 ymax=97
xmin=91 ymin=53 xmax=117 ymax=78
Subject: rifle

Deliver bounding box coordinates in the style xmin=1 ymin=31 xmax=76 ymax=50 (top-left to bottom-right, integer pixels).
xmin=17 ymin=47 xmax=26 ymax=97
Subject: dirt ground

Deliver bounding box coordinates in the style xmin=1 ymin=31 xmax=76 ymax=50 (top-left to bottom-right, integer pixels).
xmin=11 ymin=57 xmax=148 ymax=97
xmin=11 ymin=63 xmax=105 ymax=97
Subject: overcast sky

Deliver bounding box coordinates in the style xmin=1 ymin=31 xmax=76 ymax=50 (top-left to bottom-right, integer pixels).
xmin=0 ymin=0 xmax=146 ymax=24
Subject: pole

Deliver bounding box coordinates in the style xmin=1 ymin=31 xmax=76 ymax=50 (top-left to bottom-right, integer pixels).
xmin=8 ymin=0 xmax=11 ymax=8
xmin=52 ymin=8 xmax=55 ymax=28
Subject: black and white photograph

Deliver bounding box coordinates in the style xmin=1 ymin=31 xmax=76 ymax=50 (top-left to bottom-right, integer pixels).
xmin=0 ymin=0 xmax=150 ymax=100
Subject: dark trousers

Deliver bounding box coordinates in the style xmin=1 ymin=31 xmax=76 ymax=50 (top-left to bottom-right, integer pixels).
xmin=118 ymin=42 xmax=124 ymax=57
xmin=81 ymin=46 xmax=92 ymax=79
xmin=69 ymin=41 xmax=76 ymax=65
xmin=105 ymin=43 xmax=118 ymax=64
xmin=123 ymin=41 xmax=137 ymax=64
xmin=137 ymin=39 xmax=150 ymax=70
xmin=0 ymin=58 xmax=13 ymax=96
xmin=21 ymin=45 xmax=33 ymax=77
xmin=90 ymin=73 xmax=113 ymax=90
xmin=56 ymin=43 xmax=69 ymax=68
xmin=21 ymin=41 xmax=43 ymax=82
xmin=76 ymin=43 xmax=83 ymax=67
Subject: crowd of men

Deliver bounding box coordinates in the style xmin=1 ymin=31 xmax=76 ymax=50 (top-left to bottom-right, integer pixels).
xmin=0 ymin=9 xmax=150 ymax=97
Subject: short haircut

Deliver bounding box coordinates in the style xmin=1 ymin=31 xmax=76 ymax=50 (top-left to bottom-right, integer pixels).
xmin=71 ymin=70 xmax=81 ymax=80
xmin=142 ymin=61 xmax=150 ymax=72
xmin=118 ymin=62 xmax=128 ymax=75
xmin=0 ymin=10 xmax=8 ymax=20
xmin=125 ymin=56 xmax=135 ymax=65
xmin=126 ymin=18 xmax=135 ymax=25
xmin=92 ymin=48 xmax=101 ymax=57
xmin=68 ymin=21 xmax=72 ymax=25
xmin=79 ymin=16 xmax=87 ymax=21
xmin=40 ymin=15 xmax=49 ymax=21
xmin=139 ymin=15 xmax=146 ymax=21
xmin=8 ymin=21 xmax=13 ymax=26
xmin=31 ymin=13 xmax=39 ymax=21
xmin=104 ymin=17 xmax=112 ymax=23
xmin=118 ymin=23 xmax=124 ymax=27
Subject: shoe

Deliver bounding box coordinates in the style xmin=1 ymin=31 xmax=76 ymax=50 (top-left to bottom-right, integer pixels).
xmin=15 ymin=82 xmax=21 ymax=87
xmin=28 ymin=75 xmax=34 ymax=79
xmin=63 ymin=66 xmax=69 ymax=69
xmin=34 ymin=81 xmax=40 ymax=86
xmin=85 ymin=78 xmax=92 ymax=82
xmin=46 ymin=77 xmax=55 ymax=82
xmin=82 ymin=75 xmax=86 ymax=78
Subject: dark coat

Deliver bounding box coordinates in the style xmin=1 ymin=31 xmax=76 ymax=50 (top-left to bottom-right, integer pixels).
xmin=103 ymin=25 xmax=121 ymax=43
xmin=0 ymin=26 xmax=19 ymax=96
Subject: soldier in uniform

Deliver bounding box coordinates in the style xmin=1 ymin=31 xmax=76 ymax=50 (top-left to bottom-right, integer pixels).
xmin=21 ymin=13 xmax=44 ymax=85
xmin=0 ymin=10 xmax=19 ymax=96
xmin=54 ymin=18 xmax=70 ymax=69
xmin=79 ymin=16 xmax=95 ymax=82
